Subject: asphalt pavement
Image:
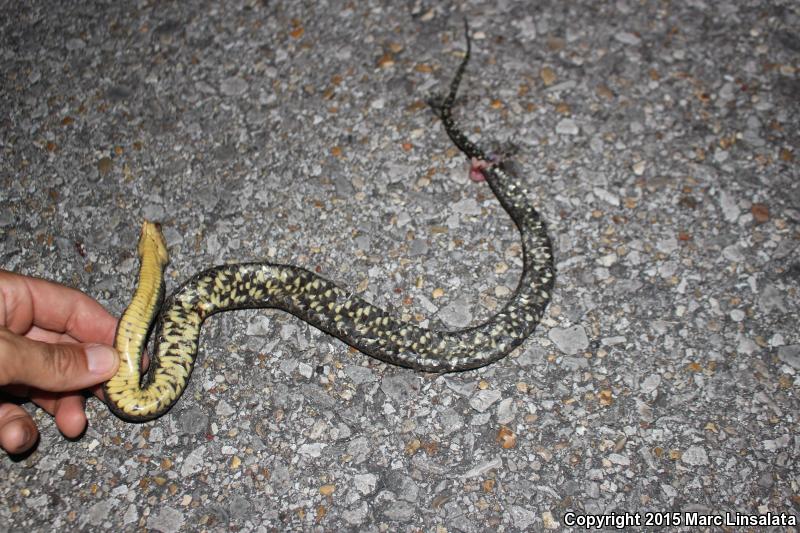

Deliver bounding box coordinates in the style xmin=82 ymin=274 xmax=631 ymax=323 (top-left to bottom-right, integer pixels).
xmin=1 ymin=1 xmax=798 ymax=531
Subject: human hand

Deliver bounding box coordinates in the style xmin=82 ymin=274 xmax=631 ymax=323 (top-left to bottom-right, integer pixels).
xmin=0 ymin=270 xmax=119 ymax=455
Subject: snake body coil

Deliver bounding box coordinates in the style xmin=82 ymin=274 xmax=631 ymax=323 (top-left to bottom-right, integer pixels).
xmin=104 ymin=25 xmax=555 ymax=421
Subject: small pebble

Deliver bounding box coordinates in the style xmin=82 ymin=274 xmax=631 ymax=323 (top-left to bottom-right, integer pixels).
xmin=555 ymin=118 xmax=579 ymax=135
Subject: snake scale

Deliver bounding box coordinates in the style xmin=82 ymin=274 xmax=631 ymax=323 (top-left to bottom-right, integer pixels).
xmin=103 ymin=23 xmax=555 ymax=421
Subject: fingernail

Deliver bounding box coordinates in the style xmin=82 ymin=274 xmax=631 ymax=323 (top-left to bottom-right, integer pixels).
xmin=85 ymin=344 xmax=117 ymax=375
xmin=20 ymin=427 xmax=31 ymax=449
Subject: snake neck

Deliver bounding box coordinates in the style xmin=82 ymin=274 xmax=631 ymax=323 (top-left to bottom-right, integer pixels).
xmin=114 ymin=227 xmax=168 ymax=373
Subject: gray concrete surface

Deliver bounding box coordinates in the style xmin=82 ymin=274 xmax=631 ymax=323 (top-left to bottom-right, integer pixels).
xmin=1 ymin=1 xmax=798 ymax=531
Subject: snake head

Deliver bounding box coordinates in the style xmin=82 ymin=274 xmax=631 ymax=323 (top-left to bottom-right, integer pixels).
xmin=138 ymin=220 xmax=169 ymax=267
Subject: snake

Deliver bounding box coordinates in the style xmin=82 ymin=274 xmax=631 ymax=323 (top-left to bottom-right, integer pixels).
xmin=103 ymin=22 xmax=555 ymax=422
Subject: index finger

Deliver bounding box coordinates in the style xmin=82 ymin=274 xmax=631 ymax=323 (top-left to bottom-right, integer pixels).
xmin=0 ymin=270 xmax=118 ymax=345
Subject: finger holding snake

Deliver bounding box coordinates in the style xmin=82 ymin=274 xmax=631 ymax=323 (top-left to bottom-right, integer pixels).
xmin=0 ymin=270 xmax=119 ymax=454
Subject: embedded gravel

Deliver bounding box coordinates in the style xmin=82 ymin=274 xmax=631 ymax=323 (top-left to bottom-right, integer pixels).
xmin=1 ymin=1 xmax=798 ymax=531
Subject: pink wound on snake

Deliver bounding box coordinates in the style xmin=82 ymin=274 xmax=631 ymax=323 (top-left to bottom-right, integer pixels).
xmin=469 ymin=157 xmax=490 ymax=182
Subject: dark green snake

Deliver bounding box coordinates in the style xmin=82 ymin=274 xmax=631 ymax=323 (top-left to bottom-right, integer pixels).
xmin=103 ymin=23 xmax=555 ymax=421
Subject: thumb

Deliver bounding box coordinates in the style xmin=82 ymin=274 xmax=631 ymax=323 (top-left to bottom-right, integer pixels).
xmin=0 ymin=330 xmax=119 ymax=391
